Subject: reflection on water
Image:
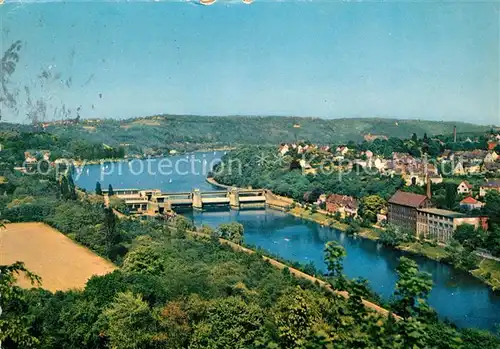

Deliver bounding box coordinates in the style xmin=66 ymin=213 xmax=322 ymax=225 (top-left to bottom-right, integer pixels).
xmin=185 ymin=208 xmax=500 ymax=331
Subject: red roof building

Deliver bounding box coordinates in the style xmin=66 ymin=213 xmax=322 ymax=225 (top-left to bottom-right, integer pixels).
xmin=388 ymin=191 xmax=432 ymax=232
xmin=325 ymin=194 xmax=359 ymax=218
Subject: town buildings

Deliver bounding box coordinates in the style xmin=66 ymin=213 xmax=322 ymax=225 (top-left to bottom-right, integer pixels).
xmin=387 ymin=190 xmax=432 ymax=232
xmin=416 ymin=208 xmax=488 ymax=243
xmin=325 ymin=194 xmax=359 ymax=218
xmin=479 ymin=179 xmax=500 ymax=197
xmin=450 ymin=151 xmax=499 ymax=175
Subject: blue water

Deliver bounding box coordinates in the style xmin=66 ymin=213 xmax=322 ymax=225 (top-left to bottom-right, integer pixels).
xmin=75 ymin=153 xmax=500 ymax=331
xmin=74 ymin=151 xmax=224 ymax=192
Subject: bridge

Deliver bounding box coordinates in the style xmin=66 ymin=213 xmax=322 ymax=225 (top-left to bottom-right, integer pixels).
xmin=103 ymin=187 xmax=268 ymax=215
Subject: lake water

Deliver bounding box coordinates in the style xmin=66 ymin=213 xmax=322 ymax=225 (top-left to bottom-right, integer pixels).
xmin=75 ymin=152 xmax=500 ymax=331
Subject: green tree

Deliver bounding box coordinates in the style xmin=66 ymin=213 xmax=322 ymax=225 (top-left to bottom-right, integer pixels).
xmin=324 ymin=241 xmax=347 ymax=289
xmin=99 ymin=291 xmax=160 ymax=349
xmin=394 ymin=318 xmax=429 ymax=348
xmin=0 ymin=262 xmax=41 ymax=348
xmin=59 ymin=175 xmax=69 ymax=200
xmin=444 ymin=182 xmax=458 ymax=210
xmin=172 ymin=215 xmax=194 ymax=238
xmin=392 ymin=257 xmax=433 ymax=319
xmin=273 ymin=288 xmax=319 ymax=348
xmin=218 ymin=222 xmax=244 ymax=245
xmin=158 ymin=301 xmax=191 ymax=349
xmin=189 ymin=296 xmax=265 ymax=349
xmin=95 ymin=181 xmax=103 ymax=195
xmin=200 ymin=224 xmax=219 ymax=243
xmin=108 ymin=184 xmax=115 ymax=196
xmin=485 ymin=225 xmax=500 ymax=257
xmin=380 ymin=224 xmax=406 ymax=247
xmin=103 ymin=207 xmax=120 ymax=258
xmin=123 ymin=243 xmax=165 ymax=275
xmin=359 ymin=195 xmax=386 ymax=223
xmin=484 ymin=190 xmax=500 ymax=226
xmin=59 ymin=174 xmax=77 ymax=200
xmin=67 ymin=172 xmax=77 ymax=200
xmin=445 ymin=239 xmax=479 ymax=271
xmin=454 ymin=224 xmax=486 ymax=250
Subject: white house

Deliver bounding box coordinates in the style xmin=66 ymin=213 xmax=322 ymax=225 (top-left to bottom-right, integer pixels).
xmin=457 ymin=181 xmax=473 ymax=194
xmin=484 ymin=151 xmax=498 ymax=163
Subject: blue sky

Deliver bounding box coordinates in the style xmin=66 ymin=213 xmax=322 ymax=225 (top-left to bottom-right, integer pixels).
xmin=1 ymin=1 xmax=499 ymax=124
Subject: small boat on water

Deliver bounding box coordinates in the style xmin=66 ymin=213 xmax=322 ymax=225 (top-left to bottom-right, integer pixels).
xmin=169 ymin=179 xmax=172 ymax=183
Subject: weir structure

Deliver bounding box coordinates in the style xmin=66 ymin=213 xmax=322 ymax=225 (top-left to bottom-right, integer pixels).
xmin=103 ymin=187 xmax=268 ymax=215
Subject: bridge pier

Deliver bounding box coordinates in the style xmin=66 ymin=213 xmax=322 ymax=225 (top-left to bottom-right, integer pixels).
xmin=229 ymin=187 xmax=240 ymax=209
xmin=192 ymin=189 xmax=203 ymax=210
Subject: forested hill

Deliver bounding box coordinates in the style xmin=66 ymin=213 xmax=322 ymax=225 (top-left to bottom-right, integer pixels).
xmin=1 ymin=115 xmax=491 ymax=155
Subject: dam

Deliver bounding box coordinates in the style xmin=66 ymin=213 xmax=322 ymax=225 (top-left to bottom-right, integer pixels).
xmin=102 ymin=187 xmax=272 ymax=214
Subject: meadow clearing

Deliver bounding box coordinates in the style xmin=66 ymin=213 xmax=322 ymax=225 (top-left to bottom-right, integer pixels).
xmin=0 ymin=222 xmax=116 ymax=292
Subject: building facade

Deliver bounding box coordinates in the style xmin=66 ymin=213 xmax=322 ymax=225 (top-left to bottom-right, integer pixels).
xmin=457 ymin=180 xmax=472 ymax=194
xmin=326 ymin=194 xmax=359 ymax=218
xmin=480 ymin=179 xmax=500 ymax=197
xmin=416 ymin=208 xmax=488 ymax=243
xmin=387 ymin=191 xmax=431 ymax=232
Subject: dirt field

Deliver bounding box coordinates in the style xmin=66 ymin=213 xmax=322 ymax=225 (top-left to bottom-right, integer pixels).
xmin=0 ymin=223 xmax=116 ymax=292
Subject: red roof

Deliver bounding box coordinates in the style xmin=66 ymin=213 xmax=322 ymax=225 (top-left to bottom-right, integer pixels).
xmin=488 ymin=142 xmax=497 ymax=150
xmin=388 ymin=191 xmax=428 ymax=208
xmin=460 ymin=196 xmax=480 ymax=204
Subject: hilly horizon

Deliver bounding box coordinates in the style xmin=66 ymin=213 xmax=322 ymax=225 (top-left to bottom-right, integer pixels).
xmin=1 ymin=115 xmax=493 ymax=155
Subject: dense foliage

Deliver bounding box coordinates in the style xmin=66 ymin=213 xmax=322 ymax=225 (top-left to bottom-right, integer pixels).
xmin=3 ymin=206 xmax=500 ymax=348
xmin=213 ymin=146 xmax=404 ymax=201
xmin=0 ymin=130 xmax=124 ymax=166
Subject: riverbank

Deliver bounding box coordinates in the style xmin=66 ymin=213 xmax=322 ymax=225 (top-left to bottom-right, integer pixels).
xmin=287 ymin=205 xmax=500 ymax=291
xmin=206 ymin=176 xmax=232 ymax=189
xmin=182 ymin=227 xmax=399 ymax=320
xmin=71 ymin=147 xmax=232 ymax=167
xmin=208 ymin=177 xmax=500 ymax=291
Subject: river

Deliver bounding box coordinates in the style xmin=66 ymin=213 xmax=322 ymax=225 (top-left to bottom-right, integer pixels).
xmin=75 ymin=152 xmax=500 ymax=331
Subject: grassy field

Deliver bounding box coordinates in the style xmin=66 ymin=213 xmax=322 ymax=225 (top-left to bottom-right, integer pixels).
xmin=472 ymin=259 xmax=500 ymax=291
xmin=0 ymin=223 xmax=116 ymax=292
xmin=288 ymin=207 xmax=349 ymax=230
